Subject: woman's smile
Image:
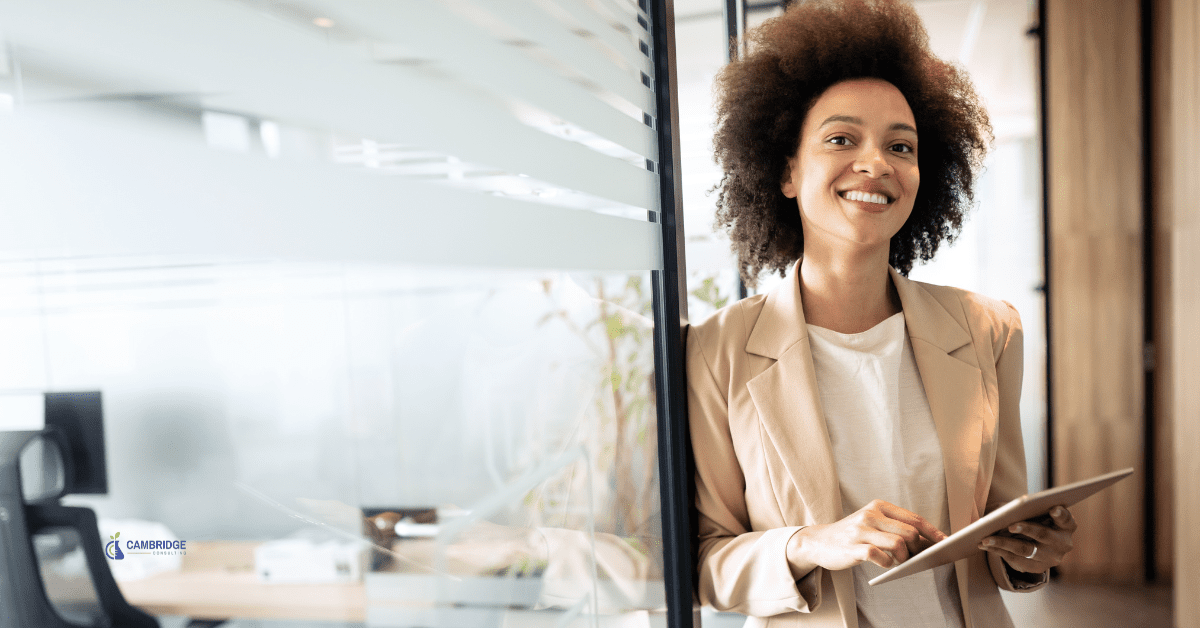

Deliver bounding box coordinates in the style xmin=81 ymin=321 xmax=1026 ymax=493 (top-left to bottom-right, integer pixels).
xmin=838 ymin=187 xmax=897 ymax=212
xmin=839 ymin=190 xmax=892 ymax=206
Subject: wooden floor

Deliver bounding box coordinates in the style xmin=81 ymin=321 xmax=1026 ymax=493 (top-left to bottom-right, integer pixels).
xmin=702 ymin=581 xmax=1176 ymax=627
xmin=1001 ymin=581 xmax=1175 ymax=628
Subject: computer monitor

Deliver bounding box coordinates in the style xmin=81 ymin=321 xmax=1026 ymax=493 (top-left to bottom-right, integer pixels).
xmin=44 ymin=392 xmax=107 ymax=496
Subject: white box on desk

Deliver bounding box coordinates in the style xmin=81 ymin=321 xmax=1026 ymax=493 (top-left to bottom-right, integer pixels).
xmin=254 ymin=538 xmax=365 ymax=583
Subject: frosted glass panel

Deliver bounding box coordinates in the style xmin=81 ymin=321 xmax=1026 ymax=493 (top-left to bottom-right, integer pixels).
xmin=0 ymin=261 xmax=667 ymax=625
xmin=0 ymin=0 xmax=672 ymax=625
xmin=0 ymin=107 xmax=661 ymax=271
xmin=0 ymin=0 xmax=660 ymax=249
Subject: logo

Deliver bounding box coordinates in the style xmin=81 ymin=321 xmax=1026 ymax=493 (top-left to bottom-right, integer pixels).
xmin=103 ymin=531 xmax=188 ymax=558
xmin=105 ymin=531 xmax=124 ymax=560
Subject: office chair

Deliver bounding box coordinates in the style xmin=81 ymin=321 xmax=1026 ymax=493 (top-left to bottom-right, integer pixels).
xmin=0 ymin=429 xmax=158 ymax=628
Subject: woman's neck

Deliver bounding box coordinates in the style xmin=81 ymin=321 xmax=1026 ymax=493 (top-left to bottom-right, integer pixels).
xmin=798 ymin=247 xmax=901 ymax=334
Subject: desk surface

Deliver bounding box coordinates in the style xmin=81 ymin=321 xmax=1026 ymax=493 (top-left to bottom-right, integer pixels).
xmin=119 ymin=569 xmax=366 ymax=622
xmin=116 ymin=541 xmax=366 ymax=622
xmin=113 ymin=537 xmax=662 ymax=624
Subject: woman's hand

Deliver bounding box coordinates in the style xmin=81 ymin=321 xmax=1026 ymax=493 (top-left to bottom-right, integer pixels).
xmin=788 ymin=499 xmax=947 ymax=574
xmin=978 ymin=505 xmax=1076 ymax=574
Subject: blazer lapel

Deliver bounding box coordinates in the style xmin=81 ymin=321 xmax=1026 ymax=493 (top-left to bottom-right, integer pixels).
xmin=891 ymin=268 xmax=991 ymax=535
xmin=744 ymin=268 xmax=843 ymax=528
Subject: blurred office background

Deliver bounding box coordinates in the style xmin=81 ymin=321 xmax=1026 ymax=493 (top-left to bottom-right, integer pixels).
xmin=0 ymin=0 xmax=1197 ymax=627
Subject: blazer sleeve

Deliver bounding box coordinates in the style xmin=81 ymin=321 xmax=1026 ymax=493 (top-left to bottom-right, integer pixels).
xmin=687 ymin=325 xmax=823 ymax=616
xmin=984 ymin=302 xmax=1049 ymax=592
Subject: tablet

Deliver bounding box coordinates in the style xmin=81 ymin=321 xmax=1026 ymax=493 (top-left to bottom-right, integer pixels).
xmin=868 ymin=467 xmax=1134 ymax=586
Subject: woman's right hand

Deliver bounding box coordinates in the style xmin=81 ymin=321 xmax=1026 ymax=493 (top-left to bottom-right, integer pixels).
xmin=786 ymin=499 xmax=947 ymax=575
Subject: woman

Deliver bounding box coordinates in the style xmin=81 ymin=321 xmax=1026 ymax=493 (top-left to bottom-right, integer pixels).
xmin=687 ymin=1 xmax=1077 ymax=627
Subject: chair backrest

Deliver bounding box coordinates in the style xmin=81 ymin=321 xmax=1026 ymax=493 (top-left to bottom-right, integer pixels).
xmin=0 ymin=430 xmax=158 ymax=628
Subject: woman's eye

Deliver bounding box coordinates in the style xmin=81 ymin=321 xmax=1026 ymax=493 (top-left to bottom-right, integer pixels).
xmin=828 ymin=136 xmax=850 ymax=146
xmin=891 ymin=143 xmax=914 ymax=154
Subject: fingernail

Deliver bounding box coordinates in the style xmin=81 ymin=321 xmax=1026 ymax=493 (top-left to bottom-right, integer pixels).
xmin=1010 ymin=524 xmax=1022 ymax=533
xmin=1053 ymin=507 xmax=1064 ymax=516
xmin=984 ymin=538 xmax=995 ymax=547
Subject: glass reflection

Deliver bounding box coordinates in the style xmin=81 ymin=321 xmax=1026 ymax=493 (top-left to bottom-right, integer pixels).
xmin=2 ymin=262 xmax=666 ymax=624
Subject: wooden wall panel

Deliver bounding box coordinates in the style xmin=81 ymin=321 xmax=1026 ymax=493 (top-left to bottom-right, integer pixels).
xmin=1045 ymin=0 xmax=1145 ymax=581
xmin=1154 ymin=0 xmax=1200 ymax=623
xmin=1150 ymin=0 xmax=1175 ymax=587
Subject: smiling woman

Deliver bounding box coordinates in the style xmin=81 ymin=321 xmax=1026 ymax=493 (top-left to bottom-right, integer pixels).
xmin=688 ymin=1 xmax=1077 ymax=627
xmin=780 ymin=78 xmax=922 ymax=334
xmin=711 ymin=0 xmax=990 ymax=286
xmin=780 ymin=79 xmax=921 ymax=274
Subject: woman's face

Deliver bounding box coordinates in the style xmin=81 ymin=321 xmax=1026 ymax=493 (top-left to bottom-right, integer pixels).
xmin=781 ymin=78 xmax=919 ymax=258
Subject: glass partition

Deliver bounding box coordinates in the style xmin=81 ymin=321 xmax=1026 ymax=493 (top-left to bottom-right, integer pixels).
xmin=0 ymin=0 xmax=681 ymax=625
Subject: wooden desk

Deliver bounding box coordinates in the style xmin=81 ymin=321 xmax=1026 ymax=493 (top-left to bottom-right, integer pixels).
xmin=119 ymin=569 xmax=366 ymax=622
xmin=113 ymin=538 xmax=665 ymax=626
xmin=113 ymin=538 xmax=544 ymax=624
xmin=116 ymin=541 xmax=366 ymax=622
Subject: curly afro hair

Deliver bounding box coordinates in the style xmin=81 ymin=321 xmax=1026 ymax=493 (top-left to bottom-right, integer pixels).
xmin=712 ymin=0 xmax=992 ymax=286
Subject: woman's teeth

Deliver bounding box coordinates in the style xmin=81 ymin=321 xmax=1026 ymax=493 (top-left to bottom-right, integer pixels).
xmin=842 ymin=190 xmax=890 ymax=205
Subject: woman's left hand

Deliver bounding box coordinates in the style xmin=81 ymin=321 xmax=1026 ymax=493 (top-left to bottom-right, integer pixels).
xmin=978 ymin=505 xmax=1076 ymax=573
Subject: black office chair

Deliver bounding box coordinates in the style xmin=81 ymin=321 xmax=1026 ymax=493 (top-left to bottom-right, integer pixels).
xmin=0 ymin=428 xmax=158 ymax=628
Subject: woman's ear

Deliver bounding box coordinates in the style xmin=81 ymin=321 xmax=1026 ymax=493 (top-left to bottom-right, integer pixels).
xmin=781 ymin=158 xmax=798 ymax=199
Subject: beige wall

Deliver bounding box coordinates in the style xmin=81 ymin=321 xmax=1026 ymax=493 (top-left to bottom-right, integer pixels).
xmin=1153 ymin=0 xmax=1200 ymax=625
xmin=1045 ymin=0 xmax=1145 ymax=582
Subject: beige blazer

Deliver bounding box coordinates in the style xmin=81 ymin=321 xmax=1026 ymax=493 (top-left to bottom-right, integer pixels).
xmin=686 ymin=264 xmax=1046 ymax=628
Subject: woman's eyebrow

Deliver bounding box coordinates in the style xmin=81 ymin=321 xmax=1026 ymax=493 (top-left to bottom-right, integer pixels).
xmin=819 ymin=114 xmax=862 ymax=128
xmin=817 ymin=115 xmax=918 ymax=135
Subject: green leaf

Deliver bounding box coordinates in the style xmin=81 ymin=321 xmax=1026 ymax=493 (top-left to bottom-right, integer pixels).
xmin=689 ymin=275 xmax=729 ymax=310
xmin=622 ymin=537 xmax=649 ymax=556
xmin=625 ymin=367 xmax=641 ymax=392
xmin=114 ymin=532 xmax=120 ymax=539
xmin=605 ymin=313 xmax=629 ymax=340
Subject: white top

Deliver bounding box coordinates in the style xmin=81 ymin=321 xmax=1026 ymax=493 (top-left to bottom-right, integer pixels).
xmin=807 ymin=313 xmax=966 ymax=628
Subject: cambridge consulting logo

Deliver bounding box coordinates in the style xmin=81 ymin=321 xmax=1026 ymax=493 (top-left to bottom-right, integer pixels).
xmin=105 ymin=531 xmax=124 ymax=560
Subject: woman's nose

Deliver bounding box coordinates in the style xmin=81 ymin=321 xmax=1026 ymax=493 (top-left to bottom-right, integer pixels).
xmin=854 ymin=146 xmax=894 ymax=177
